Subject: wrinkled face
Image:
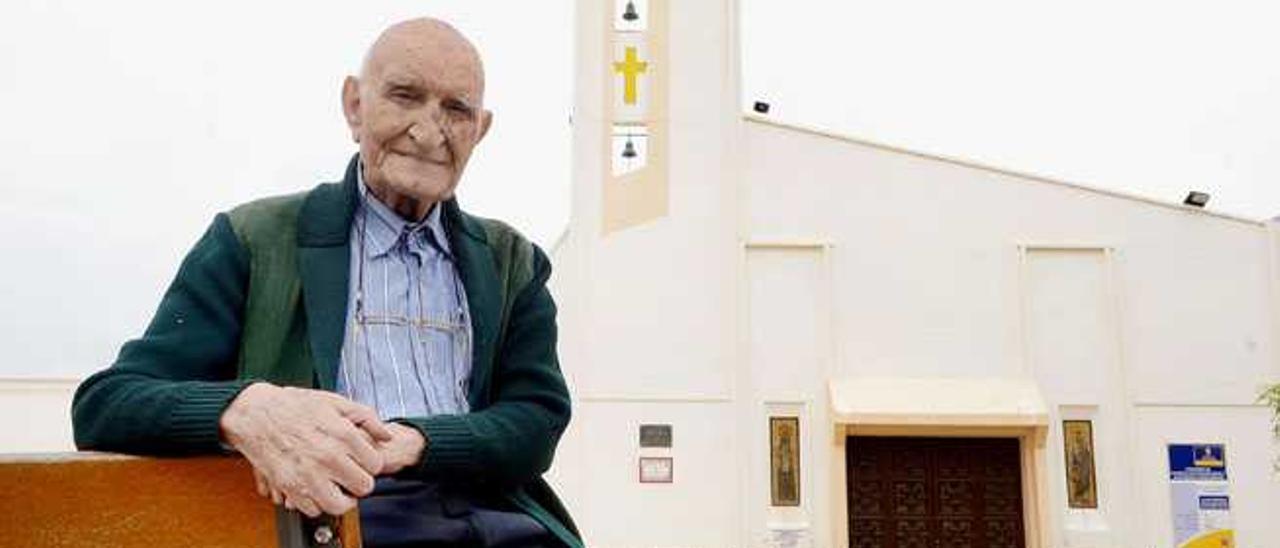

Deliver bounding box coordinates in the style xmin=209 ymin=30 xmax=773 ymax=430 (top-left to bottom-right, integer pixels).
xmin=342 ymin=23 xmax=491 ymax=211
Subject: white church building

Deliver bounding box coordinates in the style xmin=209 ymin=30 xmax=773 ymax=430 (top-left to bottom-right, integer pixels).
xmin=546 ymin=1 xmax=1280 ymax=547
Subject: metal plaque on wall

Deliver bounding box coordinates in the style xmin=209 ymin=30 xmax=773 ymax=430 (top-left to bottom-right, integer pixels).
xmin=639 ymin=424 xmax=672 ymax=448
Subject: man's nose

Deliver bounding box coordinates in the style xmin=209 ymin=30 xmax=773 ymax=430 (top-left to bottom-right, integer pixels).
xmin=408 ymin=107 xmax=448 ymax=150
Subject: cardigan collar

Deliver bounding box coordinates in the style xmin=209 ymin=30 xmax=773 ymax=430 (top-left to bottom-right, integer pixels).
xmin=297 ymin=154 xmax=487 ymax=248
xmin=294 ymin=154 xmax=500 ymax=406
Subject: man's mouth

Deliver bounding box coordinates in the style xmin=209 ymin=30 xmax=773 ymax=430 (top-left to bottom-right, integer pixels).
xmin=389 ymin=149 xmax=450 ymax=166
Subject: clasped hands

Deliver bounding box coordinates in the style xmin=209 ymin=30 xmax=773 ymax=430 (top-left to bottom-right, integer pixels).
xmin=219 ymin=383 xmax=426 ymax=517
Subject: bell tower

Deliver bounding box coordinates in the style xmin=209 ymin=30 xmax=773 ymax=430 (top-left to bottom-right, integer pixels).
xmin=550 ymin=0 xmax=749 ymax=546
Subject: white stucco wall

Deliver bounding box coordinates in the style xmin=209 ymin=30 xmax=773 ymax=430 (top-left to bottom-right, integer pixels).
xmin=0 ymin=379 xmax=77 ymax=453
xmin=744 ymin=119 xmax=1275 ymax=399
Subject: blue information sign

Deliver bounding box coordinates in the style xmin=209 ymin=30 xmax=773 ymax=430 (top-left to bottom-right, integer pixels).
xmin=1168 ymin=443 xmax=1227 ymax=481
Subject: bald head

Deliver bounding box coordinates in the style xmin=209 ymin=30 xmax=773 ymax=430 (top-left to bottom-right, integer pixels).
xmin=341 ymin=17 xmax=494 ymax=220
xmin=360 ymin=18 xmax=485 ymax=105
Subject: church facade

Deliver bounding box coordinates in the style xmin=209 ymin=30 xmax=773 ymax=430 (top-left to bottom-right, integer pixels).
xmin=548 ymin=1 xmax=1280 ymax=547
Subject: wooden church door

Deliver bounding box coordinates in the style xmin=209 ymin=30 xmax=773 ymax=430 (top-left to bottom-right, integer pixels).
xmin=846 ymin=436 xmax=1026 ymax=548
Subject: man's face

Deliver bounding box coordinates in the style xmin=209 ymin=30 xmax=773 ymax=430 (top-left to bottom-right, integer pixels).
xmin=342 ymin=25 xmax=491 ymax=210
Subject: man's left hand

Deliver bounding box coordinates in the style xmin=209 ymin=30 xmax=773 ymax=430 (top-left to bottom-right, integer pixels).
xmin=377 ymin=422 xmax=427 ymax=475
xmin=256 ymin=422 xmax=426 ymax=506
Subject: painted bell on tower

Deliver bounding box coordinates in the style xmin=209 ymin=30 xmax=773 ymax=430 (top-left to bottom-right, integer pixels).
xmin=611 ymin=124 xmax=648 ymax=177
xmin=614 ymin=0 xmax=647 ymax=31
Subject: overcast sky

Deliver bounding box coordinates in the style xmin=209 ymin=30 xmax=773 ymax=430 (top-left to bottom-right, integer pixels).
xmin=742 ymin=0 xmax=1280 ymax=220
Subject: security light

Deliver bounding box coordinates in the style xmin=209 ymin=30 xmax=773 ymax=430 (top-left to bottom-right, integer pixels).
xmin=1183 ymin=191 xmax=1210 ymax=208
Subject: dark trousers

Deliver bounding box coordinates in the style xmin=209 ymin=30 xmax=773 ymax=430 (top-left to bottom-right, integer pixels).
xmin=359 ymin=478 xmax=555 ymax=548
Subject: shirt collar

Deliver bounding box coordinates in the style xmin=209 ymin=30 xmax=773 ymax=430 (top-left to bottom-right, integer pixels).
xmin=356 ymin=160 xmax=453 ymax=260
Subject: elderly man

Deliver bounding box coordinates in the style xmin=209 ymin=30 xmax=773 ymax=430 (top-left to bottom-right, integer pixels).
xmin=71 ymin=18 xmax=580 ymax=548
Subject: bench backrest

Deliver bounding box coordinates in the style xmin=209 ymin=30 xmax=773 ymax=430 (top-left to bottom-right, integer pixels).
xmin=0 ymin=453 xmax=360 ymax=547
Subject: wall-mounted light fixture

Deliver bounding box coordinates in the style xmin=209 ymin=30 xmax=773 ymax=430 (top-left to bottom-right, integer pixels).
xmin=1183 ymin=191 xmax=1210 ymax=208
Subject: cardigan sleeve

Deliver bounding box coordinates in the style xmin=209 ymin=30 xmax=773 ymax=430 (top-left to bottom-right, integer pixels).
xmin=71 ymin=213 xmax=256 ymax=455
xmin=394 ymin=244 xmax=572 ymax=488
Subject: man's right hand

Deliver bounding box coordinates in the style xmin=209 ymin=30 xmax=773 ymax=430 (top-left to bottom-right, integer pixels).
xmin=219 ymin=383 xmax=393 ymax=517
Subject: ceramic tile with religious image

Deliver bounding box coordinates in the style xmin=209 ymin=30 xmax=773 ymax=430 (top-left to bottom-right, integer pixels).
xmin=1063 ymin=420 xmax=1099 ymax=509
xmin=770 ymin=416 xmax=801 ymax=506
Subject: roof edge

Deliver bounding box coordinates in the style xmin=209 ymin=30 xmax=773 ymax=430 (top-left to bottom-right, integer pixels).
xmin=743 ymin=114 xmax=1266 ymax=228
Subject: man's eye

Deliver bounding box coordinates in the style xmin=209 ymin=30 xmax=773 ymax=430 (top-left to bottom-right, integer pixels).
xmin=445 ymin=101 xmax=474 ymax=116
xmin=389 ymin=90 xmax=418 ymax=102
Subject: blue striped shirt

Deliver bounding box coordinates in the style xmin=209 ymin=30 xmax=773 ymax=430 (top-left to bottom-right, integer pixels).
xmin=335 ymin=170 xmax=473 ymax=420
xmin=336 ymin=169 xmax=549 ymax=544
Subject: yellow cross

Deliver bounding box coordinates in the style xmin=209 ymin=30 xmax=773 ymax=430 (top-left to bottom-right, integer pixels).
xmin=613 ymin=46 xmax=648 ymax=105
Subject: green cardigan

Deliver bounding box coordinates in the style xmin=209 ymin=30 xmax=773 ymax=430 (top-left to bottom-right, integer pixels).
xmin=71 ymin=157 xmax=581 ymax=547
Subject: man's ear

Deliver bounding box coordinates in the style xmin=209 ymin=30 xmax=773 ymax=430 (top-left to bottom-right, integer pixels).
xmin=341 ymin=76 xmax=362 ymax=142
xmin=475 ymin=108 xmax=494 ymax=144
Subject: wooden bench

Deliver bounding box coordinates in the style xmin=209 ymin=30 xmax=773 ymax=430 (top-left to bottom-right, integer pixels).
xmin=0 ymin=453 xmax=361 ymax=547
